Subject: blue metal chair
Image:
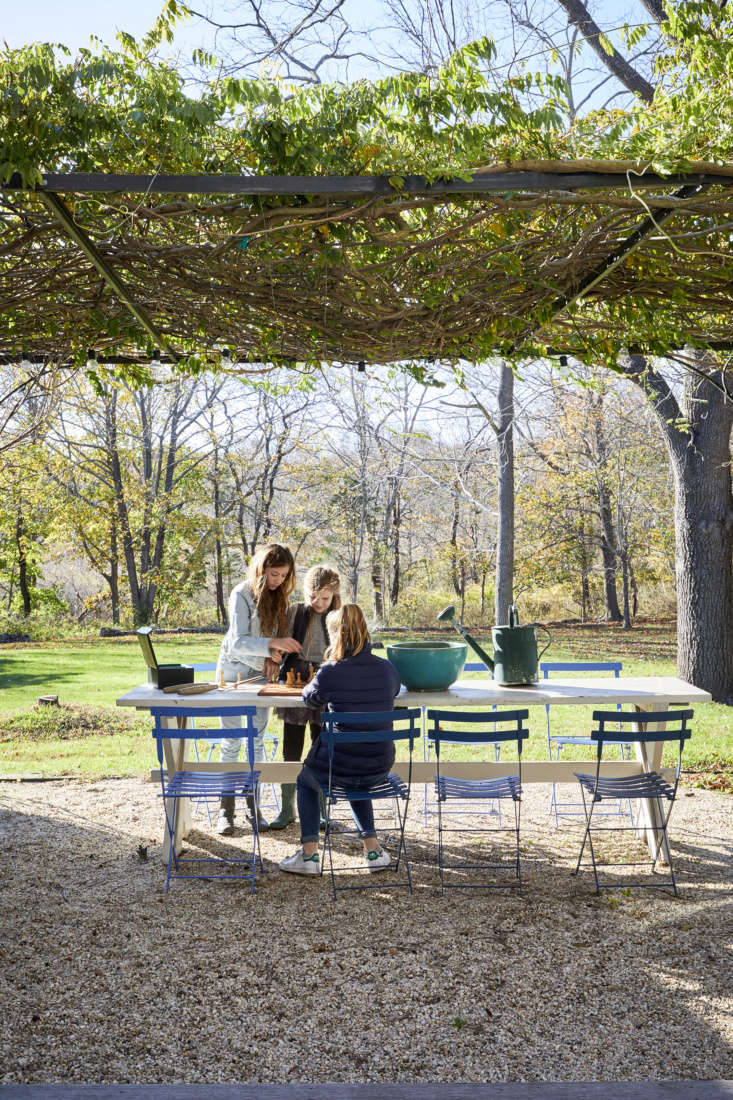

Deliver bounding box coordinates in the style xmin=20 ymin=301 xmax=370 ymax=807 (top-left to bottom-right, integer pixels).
xmin=152 ymin=704 xmax=264 ymax=894
xmin=423 ymin=663 xmax=503 ymax=826
xmin=542 ymin=660 xmax=632 ymax=825
xmin=318 ymin=708 xmax=421 ymax=901
xmin=190 ymin=663 xmax=280 ymax=816
xmin=427 ymin=707 xmax=529 ymax=895
xmin=572 ymin=708 xmax=693 ymax=895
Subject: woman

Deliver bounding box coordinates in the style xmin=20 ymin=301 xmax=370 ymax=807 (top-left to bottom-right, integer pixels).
xmin=269 ymin=565 xmax=342 ymax=831
xmin=216 ymin=543 xmax=301 ymax=835
xmin=279 ymin=604 xmax=401 ymax=876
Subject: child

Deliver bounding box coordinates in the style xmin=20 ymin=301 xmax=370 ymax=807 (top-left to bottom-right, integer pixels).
xmin=216 ymin=543 xmax=301 ymax=835
xmin=279 ymin=603 xmax=401 ymax=876
xmin=269 ymin=565 xmax=342 ymax=830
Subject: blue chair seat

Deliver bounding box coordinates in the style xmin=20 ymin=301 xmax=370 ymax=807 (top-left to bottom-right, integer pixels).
xmin=327 ymin=774 xmax=408 ymax=804
xmin=435 ymin=775 xmax=521 ymax=801
xmin=163 ymin=768 xmax=260 ymax=799
xmin=574 ymin=770 xmax=676 ymax=802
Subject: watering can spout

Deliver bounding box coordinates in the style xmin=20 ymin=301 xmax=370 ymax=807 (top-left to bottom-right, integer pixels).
xmin=436 ymin=605 xmax=494 ymax=674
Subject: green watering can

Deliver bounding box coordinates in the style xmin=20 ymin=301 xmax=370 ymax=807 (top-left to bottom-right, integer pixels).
xmin=437 ymin=604 xmax=551 ymax=686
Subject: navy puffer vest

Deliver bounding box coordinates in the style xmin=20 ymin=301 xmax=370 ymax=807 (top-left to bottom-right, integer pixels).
xmin=301 ymin=645 xmax=401 ymax=778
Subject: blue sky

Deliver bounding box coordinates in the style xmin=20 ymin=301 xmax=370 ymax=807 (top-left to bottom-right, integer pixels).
xmin=2 ymin=0 xmax=175 ymax=51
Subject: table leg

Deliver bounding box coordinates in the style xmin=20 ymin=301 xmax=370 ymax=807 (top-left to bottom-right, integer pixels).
xmin=633 ymin=704 xmax=671 ymax=863
xmin=161 ymin=715 xmax=193 ymax=861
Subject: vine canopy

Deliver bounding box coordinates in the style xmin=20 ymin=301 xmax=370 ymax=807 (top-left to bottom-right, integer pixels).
xmin=3 ymin=4 xmax=733 ymax=377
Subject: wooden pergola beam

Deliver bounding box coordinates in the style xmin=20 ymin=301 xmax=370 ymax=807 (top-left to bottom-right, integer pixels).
xmin=5 ymin=170 xmax=733 ymax=196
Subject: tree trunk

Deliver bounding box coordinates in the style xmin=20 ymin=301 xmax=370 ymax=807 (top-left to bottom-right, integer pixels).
xmin=450 ymin=480 xmax=461 ymax=596
xmin=495 ymin=361 xmax=515 ymax=624
xmin=15 ymin=508 xmax=32 ymax=616
xmin=390 ymin=494 xmax=401 ymax=606
xmin=598 ymin=484 xmax=622 ymax=621
xmin=109 ymin=517 xmax=120 ymax=625
xmin=371 ymin=560 xmax=384 ymax=622
xmin=622 ymin=356 xmax=733 ymax=702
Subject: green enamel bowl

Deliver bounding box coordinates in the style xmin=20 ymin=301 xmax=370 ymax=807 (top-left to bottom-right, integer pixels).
xmin=385 ymin=640 xmax=467 ymax=691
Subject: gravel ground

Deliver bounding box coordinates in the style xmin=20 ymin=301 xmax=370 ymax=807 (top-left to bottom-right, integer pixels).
xmin=0 ymin=777 xmax=731 ymax=1085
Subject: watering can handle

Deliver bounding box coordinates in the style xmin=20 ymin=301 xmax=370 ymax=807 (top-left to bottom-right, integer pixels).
xmin=537 ymin=624 xmax=552 ymax=662
xmin=509 ymin=604 xmax=519 ymax=628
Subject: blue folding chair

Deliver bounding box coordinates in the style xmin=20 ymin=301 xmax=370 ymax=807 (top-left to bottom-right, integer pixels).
xmin=152 ymin=704 xmax=264 ymax=894
xmin=318 ymin=708 xmax=421 ymax=901
xmin=542 ymin=661 xmax=632 ymax=825
xmin=428 ymin=707 xmax=529 ymax=894
xmin=423 ymin=663 xmax=503 ymax=826
xmin=190 ymin=664 xmax=280 ymax=817
xmin=572 ymin=708 xmax=693 ymax=895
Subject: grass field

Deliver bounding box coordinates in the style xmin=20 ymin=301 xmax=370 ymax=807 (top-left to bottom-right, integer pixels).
xmin=0 ymin=622 xmax=731 ymax=787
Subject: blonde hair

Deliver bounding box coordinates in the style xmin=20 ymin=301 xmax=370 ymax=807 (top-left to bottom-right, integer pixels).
xmin=324 ymin=604 xmax=370 ymax=661
xmin=247 ymin=543 xmax=296 ymax=636
xmin=304 ymin=565 xmax=342 ymax=611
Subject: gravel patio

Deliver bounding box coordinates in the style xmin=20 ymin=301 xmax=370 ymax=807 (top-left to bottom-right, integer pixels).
xmin=1 ymin=777 xmax=731 ymax=1085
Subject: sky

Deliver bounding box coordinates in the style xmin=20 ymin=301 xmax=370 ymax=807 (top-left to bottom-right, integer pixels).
xmin=1 ymin=0 xmax=180 ymax=52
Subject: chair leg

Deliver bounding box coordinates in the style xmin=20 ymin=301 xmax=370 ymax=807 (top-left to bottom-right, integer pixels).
xmin=514 ymin=797 xmax=522 ymax=895
xmin=164 ymin=797 xmax=178 ymax=893
xmin=391 ymin=795 xmax=412 ymax=893
xmin=437 ymin=792 xmax=445 ymax=896
xmin=572 ymin=785 xmax=594 ymax=878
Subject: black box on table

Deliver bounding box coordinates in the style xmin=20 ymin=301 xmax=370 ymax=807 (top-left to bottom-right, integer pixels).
xmin=136 ymin=627 xmax=194 ymax=689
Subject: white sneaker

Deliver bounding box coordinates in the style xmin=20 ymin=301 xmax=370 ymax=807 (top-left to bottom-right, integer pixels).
xmin=279 ymin=849 xmax=320 ymax=876
xmin=366 ymin=848 xmax=391 ymax=872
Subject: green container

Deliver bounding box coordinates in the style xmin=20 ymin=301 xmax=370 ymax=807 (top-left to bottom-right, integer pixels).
xmin=386 ymin=640 xmax=467 ymax=691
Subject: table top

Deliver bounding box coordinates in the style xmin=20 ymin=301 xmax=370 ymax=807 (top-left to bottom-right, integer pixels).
xmin=116 ymin=675 xmax=712 ymax=711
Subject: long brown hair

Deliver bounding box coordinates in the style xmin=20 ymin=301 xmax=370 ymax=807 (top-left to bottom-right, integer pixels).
xmin=247 ymin=543 xmax=296 ymax=636
xmin=304 ymin=565 xmax=342 ymax=611
xmin=324 ymin=604 xmax=370 ymax=661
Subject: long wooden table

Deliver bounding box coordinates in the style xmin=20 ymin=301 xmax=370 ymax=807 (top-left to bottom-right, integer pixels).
xmin=117 ymin=675 xmax=712 ymax=860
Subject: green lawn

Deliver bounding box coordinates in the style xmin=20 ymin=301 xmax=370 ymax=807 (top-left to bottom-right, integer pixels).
xmin=0 ymin=625 xmax=731 ymax=786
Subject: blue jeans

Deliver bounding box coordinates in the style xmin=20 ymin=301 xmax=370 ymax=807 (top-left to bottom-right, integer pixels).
xmin=297 ymin=764 xmax=383 ymax=844
xmin=216 ymin=658 xmax=270 ymax=763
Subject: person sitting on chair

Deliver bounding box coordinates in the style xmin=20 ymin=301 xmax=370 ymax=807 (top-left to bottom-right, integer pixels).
xmin=279 ymin=603 xmax=400 ymax=877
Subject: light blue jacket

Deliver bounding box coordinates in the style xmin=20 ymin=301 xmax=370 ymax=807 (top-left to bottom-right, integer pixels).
xmin=218 ymin=581 xmax=272 ymax=671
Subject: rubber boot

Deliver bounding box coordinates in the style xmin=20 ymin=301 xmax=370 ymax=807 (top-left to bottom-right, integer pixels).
xmin=246 ymin=794 xmax=269 ymax=831
xmin=217 ymin=795 xmax=235 ymax=836
xmin=268 ymin=784 xmax=296 ymax=830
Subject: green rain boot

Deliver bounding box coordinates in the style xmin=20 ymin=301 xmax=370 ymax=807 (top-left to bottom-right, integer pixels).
xmin=268 ymin=783 xmax=296 ymax=830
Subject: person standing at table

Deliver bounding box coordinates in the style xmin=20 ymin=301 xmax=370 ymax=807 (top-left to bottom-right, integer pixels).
xmin=216 ymin=543 xmax=301 ymax=835
xmin=279 ymin=603 xmax=401 ymax=876
xmin=268 ymin=564 xmax=342 ymax=831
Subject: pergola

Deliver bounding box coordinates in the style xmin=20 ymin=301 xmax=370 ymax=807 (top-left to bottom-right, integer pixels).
xmin=3 ymin=160 xmax=733 ymax=370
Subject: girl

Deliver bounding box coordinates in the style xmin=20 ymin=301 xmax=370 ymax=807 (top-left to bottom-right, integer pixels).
xmin=279 ymin=603 xmax=401 ymax=876
xmin=216 ymin=543 xmax=301 ymax=835
xmin=269 ymin=565 xmax=342 ymax=831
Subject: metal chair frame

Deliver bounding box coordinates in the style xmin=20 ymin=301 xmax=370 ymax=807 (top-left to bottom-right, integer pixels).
xmin=318 ymin=708 xmax=421 ymax=901
xmin=191 ymin=662 xmax=280 ymax=815
xmin=152 ymin=704 xmax=264 ymax=894
xmin=428 ymin=707 xmax=529 ymax=895
xmin=423 ymin=663 xmax=503 ymax=826
xmin=542 ymin=661 xmax=633 ymax=825
xmin=191 ymin=729 xmax=280 ymax=819
xmin=572 ymin=708 xmax=692 ymax=896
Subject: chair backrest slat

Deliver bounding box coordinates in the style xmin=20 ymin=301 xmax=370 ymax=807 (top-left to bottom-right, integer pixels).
xmin=541 ymin=661 xmax=621 ymax=676
xmin=426 ymin=708 xmax=530 ymax=747
xmin=590 ymin=708 xmax=693 ymax=743
xmin=320 ymin=708 xmax=421 ymax=745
